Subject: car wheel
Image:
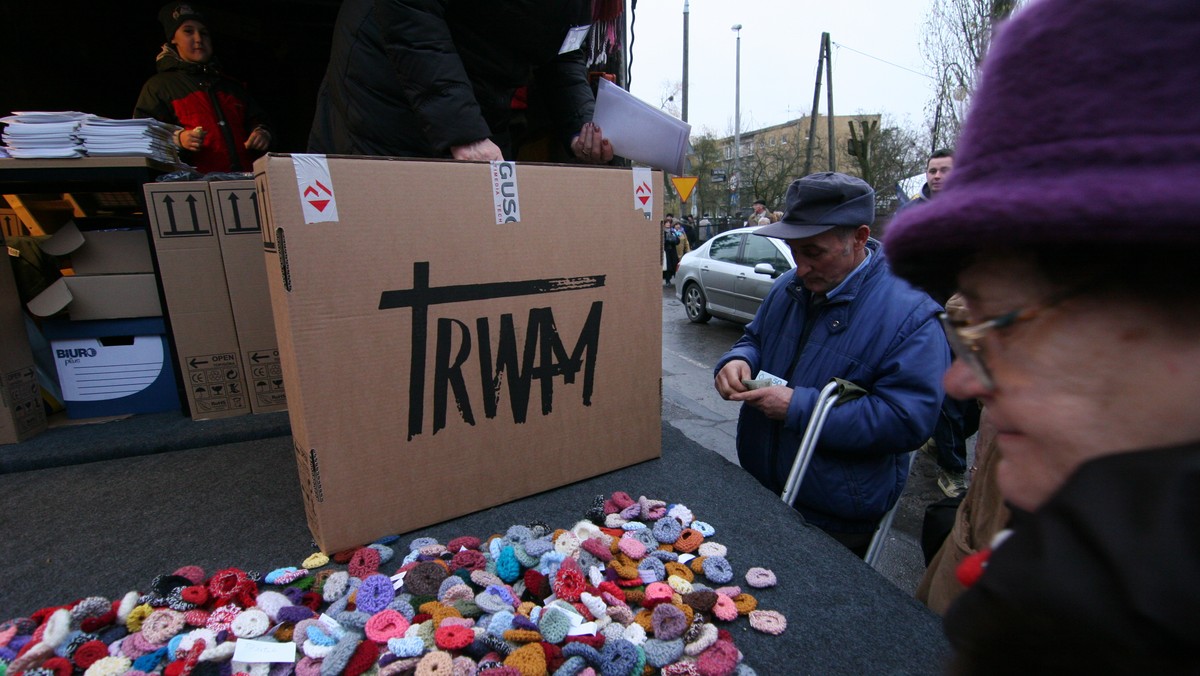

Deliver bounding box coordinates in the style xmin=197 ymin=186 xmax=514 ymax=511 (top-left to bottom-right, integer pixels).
xmin=682 ymin=282 xmax=712 ymax=324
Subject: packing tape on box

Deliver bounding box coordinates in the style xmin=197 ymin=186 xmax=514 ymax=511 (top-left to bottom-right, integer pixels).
xmin=292 ymin=154 xmax=339 ymax=224
xmin=490 ymin=160 xmax=521 ymax=225
xmin=633 ymin=166 xmax=653 ymax=218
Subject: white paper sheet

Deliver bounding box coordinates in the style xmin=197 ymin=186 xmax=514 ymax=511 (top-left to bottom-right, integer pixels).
xmin=592 ymin=79 xmax=691 ymax=176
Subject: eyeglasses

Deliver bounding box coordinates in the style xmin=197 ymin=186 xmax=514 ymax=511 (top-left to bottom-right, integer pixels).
xmin=938 ymin=286 xmax=1088 ymax=391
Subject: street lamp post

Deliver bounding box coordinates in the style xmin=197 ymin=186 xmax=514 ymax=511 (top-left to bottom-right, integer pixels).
xmin=732 ymin=23 xmax=742 ymax=218
xmin=682 ymin=1 xmax=689 ymax=123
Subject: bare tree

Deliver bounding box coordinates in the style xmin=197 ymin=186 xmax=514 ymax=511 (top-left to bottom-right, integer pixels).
xmin=922 ymin=0 xmax=1024 ymax=149
xmin=848 ymin=116 xmax=926 ymax=215
xmin=742 ymin=128 xmax=809 ymax=216
xmin=658 ymin=81 xmax=682 ymax=119
xmin=688 ymin=134 xmax=725 ymax=218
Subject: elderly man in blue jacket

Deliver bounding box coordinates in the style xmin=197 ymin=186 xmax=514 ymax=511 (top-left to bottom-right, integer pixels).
xmin=715 ymin=172 xmax=949 ymax=557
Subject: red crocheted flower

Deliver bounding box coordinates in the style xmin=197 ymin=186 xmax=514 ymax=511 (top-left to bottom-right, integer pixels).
xmin=332 ymin=547 xmax=358 ymax=564
xmin=42 ymin=656 xmax=73 ymax=676
xmin=598 ymin=582 xmax=626 ymax=603
xmin=181 ymin=586 xmax=209 ymax=606
xmin=80 ymin=610 xmax=116 ymax=633
xmin=553 ymin=558 xmax=586 ymax=602
xmin=450 ymin=549 xmax=487 ymax=572
xmin=208 ymin=568 xmax=251 ymax=602
xmin=72 ymin=640 xmax=110 ymax=669
xmin=540 ymin=641 xmax=564 ymax=672
xmin=348 ymin=547 xmax=382 ymax=579
xmin=343 ymin=640 xmax=379 ymax=676
xmin=447 ymin=535 xmax=481 ymax=551
xmin=165 ymin=637 xmax=206 ymax=676
xmin=434 ymin=624 xmax=474 ymax=651
xmin=300 ymin=592 xmax=322 ymax=611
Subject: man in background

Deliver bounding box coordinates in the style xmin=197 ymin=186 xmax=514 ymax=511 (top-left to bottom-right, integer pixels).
xmin=905 ymin=149 xmax=953 ymax=206
xmin=901 ymin=148 xmax=979 ymax=498
xmin=745 ymin=199 xmax=778 ymax=227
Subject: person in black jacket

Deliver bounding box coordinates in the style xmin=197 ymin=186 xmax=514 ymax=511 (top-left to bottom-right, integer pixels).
xmin=134 ymin=2 xmax=271 ymax=173
xmin=308 ymin=0 xmax=612 ymax=163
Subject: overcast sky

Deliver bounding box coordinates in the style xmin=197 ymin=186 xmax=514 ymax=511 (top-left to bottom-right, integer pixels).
xmin=624 ymin=0 xmax=938 ymax=139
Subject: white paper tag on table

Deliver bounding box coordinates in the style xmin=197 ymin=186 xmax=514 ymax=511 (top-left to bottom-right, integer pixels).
xmin=232 ymin=639 xmax=297 ymax=664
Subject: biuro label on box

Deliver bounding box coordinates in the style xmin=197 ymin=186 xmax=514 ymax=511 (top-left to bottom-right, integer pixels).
xmin=378 ymin=261 xmax=603 ymax=440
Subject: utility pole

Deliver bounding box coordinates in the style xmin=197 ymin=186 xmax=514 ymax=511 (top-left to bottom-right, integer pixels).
xmin=804 ymin=32 xmax=837 ymax=175
xmin=824 ymin=32 xmax=836 ymax=172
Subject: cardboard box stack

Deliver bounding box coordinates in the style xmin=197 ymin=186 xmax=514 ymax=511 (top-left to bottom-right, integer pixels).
xmin=211 ymin=181 xmax=286 ymax=414
xmin=255 ymin=154 xmax=663 ymax=552
xmin=142 ymin=180 xmax=285 ymax=420
xmin=24 ymin=220 xmax=177 ymax=420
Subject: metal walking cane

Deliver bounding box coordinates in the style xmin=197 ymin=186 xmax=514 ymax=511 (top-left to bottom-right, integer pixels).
xmin=863 ymin=452 xmax=915 ymax=567
xmin=779 ymin=380 xmax=842 ymax=507
xmin=779 ymin=379 xmax=910 ymax=568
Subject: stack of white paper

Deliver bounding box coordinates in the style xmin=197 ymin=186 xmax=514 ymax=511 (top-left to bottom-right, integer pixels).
xmin=592 ymin=79 xmax=692 ymax=176
xmin=79 ymin=117 xmax=182 ymax=164
xmin=0 ymin=111 xmax=89 ymax=158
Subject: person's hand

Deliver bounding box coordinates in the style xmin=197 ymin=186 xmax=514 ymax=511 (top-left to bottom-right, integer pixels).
xmin=734 ymin=385 xmax=794 ymax=421
xmin=245 ymin=127 xmax=271 ymax=151
xmin=178 ymin=126 xmax=206 ymax=151
xmin=944 ymin=292 xmax=968 ymax=323
xmin=715 ymin=360 xmax=751 ymax=399
xmin=451 ymin=138 xmax=504 ymax=161
xmin=570 ymin=122 xmax=614 ymax=164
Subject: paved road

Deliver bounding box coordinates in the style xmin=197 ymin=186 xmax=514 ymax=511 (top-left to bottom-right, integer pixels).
xmin=658 ymin=283 xmax=963 ymax=597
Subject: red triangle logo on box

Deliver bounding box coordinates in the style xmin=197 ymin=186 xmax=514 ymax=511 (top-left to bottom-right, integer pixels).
xmin=309 ymin=199 xmax=330 ymax=212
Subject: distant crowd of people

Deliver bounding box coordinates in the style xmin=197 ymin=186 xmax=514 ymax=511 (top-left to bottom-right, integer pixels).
xmin=660 ymin=214 xmax=690 ymax=285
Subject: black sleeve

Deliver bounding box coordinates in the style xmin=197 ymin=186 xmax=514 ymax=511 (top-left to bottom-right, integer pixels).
xmin=374 ymin=0 xmax=492 ymax=153
xmin=536 ymin=45 xmax=595 ymax=149
xmin=133 ymin=75 xmax=179 ymax=125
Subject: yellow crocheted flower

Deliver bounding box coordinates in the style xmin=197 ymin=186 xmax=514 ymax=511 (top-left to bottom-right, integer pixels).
xmin=125 ymin=604 xmax=153 ymax=633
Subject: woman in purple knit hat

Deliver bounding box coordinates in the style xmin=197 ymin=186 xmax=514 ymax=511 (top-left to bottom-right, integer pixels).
xmin=884 ymin=0 xmax=1200 ymax=673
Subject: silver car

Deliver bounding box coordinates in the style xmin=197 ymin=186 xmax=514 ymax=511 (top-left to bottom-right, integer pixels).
xmin=674 ymin=225 xmax=795 ymax=324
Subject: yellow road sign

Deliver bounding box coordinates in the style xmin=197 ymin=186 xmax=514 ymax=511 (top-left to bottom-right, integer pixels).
xmin=670 ymin=176 xmax=699 ymax=203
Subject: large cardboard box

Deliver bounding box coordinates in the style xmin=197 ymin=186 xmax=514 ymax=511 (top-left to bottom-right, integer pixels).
xmin=255 ymin=154 xmax=663 ymax=552
xmin=210 ymin=180 xmax=286 ymax=414
xmin=143 ymin=182 xmax=251 ymax=420
xmin=0 ymin=251 xmax=47 ymax=444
